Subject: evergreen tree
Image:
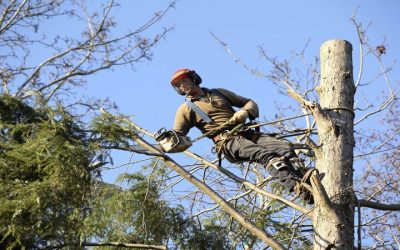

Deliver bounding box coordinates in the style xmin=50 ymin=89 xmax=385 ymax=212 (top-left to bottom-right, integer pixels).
xmin=0 ymin=96 xmax=92 ymax=249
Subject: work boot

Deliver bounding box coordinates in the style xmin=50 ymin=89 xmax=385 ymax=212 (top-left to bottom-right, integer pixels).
xmin=293 ymin=168 xmax=317 ymax=205
xmin=265 ymin=157 xmax=301 ymax=193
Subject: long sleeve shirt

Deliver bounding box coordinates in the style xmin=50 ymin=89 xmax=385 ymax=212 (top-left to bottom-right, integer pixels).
xmin=173 ymin=87 xmax=259 ymax=138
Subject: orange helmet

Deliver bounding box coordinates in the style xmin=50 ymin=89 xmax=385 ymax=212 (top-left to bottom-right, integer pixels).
xmin=170 ymin=68 xmax=202 ymax=95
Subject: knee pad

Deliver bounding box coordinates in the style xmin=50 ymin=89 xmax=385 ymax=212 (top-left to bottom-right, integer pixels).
xmin=266 ymin=157 xmax=288 ymax=171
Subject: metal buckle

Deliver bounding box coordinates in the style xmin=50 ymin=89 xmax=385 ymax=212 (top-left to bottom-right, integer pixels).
xmin=219 ymin=131 xmax=229 ymax=141
xmin=271 ymin=161 xmax=288 ymax=170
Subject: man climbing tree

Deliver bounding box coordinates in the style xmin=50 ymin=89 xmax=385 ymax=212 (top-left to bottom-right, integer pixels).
xmin=165 ymin=68 xmax=316 ymax=204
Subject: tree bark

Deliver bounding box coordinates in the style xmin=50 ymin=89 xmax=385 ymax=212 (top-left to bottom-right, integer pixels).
xmin=313 ymin=40 xmax=355 ymax=249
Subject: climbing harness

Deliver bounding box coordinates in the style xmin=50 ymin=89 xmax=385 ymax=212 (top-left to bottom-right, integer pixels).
xmin=211 ymin=123 xmax=246 ymax=167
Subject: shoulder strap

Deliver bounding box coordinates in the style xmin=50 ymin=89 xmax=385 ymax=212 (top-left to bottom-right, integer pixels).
xmin=185 ymin=100 xmax=213 ymax=124
xmin=184 ymin=88 xmax=235 ymax=124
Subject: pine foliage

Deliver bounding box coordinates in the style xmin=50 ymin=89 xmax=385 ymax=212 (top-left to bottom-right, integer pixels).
xmin=0 ymin=95 xmax=92 ymax=249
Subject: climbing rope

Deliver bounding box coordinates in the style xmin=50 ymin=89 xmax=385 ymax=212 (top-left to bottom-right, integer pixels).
xmin=192 ymin=107 xmax=355 ymax=143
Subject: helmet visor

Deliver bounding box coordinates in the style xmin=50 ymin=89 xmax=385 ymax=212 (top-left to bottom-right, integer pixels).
xmin=172 ymin=85 xmax=186 ymax=95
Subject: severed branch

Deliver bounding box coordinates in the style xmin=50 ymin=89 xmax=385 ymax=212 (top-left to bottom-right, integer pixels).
xmin=358 ymin=199 xmax=400 ymax=211
xmin=287 ymin=88 xmax=326 ymax=124
xmin=310 ymin=171 xmax=334 ymax=211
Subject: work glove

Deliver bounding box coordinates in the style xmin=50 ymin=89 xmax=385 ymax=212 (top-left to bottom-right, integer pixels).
xmin=227 ymin=110 xmax=249 ymax=125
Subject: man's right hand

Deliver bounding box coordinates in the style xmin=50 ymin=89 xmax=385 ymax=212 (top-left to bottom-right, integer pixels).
xmin=227 ymin=109 xmax=249 ymax=125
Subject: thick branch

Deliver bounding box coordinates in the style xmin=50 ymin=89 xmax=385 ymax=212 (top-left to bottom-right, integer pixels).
xmin=287 ymin=88 xmax=327 ymax=126
xmin=310 ymin=172 xmax=333 ymax=211
xmin=129 ymin=133 xmax=285 ymax=249
xmin=358 ymin=200 xmax=400 ymax=211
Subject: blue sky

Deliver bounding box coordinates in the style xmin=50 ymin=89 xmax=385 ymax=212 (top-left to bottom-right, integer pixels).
xmin=80 ymin=1 xmax=400 ymax=183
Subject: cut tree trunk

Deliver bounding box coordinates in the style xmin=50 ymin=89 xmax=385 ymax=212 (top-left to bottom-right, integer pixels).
xmin=313 ymin=40 xmax=356 ymax=250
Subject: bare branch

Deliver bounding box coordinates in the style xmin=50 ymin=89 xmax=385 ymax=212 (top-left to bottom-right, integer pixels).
xmin=350 ymin=14 xmax=398 ymax=127
xmin=355 ymin=89 xmax=399 ymax=125
xmin=0 ymin=0 xmax=29 ymax=35
xmin=350 ymin=12 xmax=365 ymax=88
xmin=4 ymin=0 xmax=175 ymax=104
xmin=209 ymin=30 xmax=267 ymax=79
xmin=358 ymin=200 xmax=400 ymax=211
xmin=354 ymin=128 xmax=400 ymax=158
xmin=186 ymin=189 xmax=254 ymax=221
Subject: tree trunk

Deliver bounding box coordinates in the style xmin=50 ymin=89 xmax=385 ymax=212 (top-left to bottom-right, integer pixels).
xmin=313 ymin=40 xmax=355 ymax=249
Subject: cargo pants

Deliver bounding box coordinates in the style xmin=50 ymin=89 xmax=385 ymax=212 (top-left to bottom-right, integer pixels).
xmin=222 ymin=131 xmax=304 ymax=191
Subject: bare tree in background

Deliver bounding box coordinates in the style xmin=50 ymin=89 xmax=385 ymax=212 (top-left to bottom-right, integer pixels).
xmin=0 ymin=0 xmax=173 ymax=106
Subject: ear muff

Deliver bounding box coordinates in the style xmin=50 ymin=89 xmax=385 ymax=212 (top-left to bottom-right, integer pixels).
xmin=191 ymin=70 xmax=202 ymax=85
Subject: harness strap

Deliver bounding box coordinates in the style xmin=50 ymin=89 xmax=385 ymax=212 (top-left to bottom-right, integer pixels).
xmin=185 ymin=100 xmax=213 ymax=124
xmin=185 ymin=88 xmax=236 ymax=125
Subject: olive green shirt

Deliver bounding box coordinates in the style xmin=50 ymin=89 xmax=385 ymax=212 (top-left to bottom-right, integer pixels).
xmin=173 ymin=88 xmax=259 ymax=138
